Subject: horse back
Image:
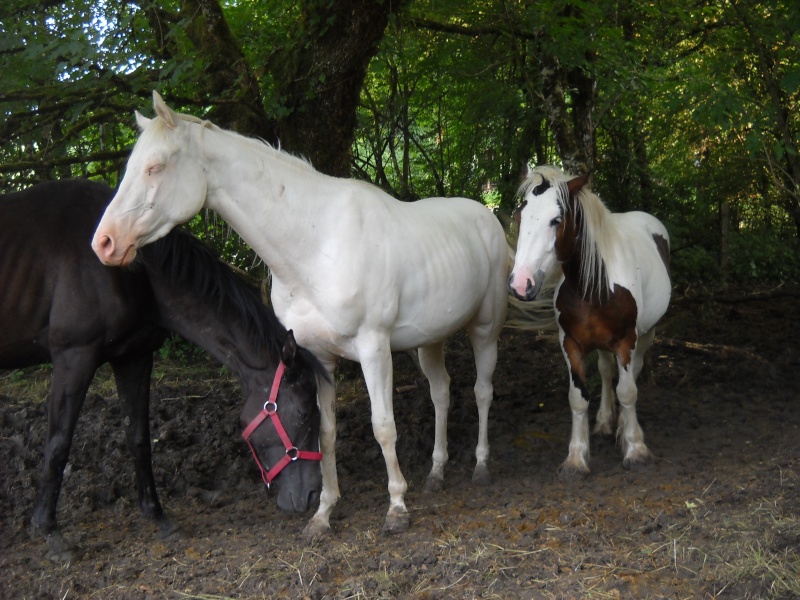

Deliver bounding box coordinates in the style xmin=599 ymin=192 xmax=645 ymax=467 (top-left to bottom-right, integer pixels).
xmin=0 ymin=179 xmax=158 ymax=368
xmin=610 ymin=211 xmax=671 ymax=332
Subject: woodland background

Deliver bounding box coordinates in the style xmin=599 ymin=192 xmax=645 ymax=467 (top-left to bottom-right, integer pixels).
xmin=1 ymin=0 xmax=798 ymax=290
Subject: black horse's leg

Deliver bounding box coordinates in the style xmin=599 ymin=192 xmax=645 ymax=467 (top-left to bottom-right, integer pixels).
xmin=111 ymin=354 xmax=178 ymax=537
xmin=31 ymin=348 xmax=97 ymax=559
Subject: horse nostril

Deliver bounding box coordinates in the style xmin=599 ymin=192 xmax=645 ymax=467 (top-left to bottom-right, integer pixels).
xmin=95 ymin=234 xmax=114 ymax=257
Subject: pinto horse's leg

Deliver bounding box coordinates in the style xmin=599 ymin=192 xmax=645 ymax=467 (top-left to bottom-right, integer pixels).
xmin=110 ymin=354 xmax=176 ymax=536
xmin=303 ymin=361 xmax=339 ymax=539
xmin=31 ymin=348 xmax=98 ymax=559
xmin=594 ymin=350 xmax=617 ymax=436
xmin=558 ymin=335 xmax=592 ymax=479
xmin=616 ymin=329 xmax=654 ymax=467
xmin=418 ymin=342 xmax=450 ymax=493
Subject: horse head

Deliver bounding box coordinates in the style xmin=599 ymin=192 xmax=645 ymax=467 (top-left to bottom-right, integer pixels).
xmin=239 ymin=331 xmax=323 ymax=513
xmin=93 ymin=91 xmax=207 ymax=267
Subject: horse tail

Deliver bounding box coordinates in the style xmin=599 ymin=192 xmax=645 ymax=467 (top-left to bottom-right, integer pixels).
xmin=504 ymin=266 xmax=560 ymax=332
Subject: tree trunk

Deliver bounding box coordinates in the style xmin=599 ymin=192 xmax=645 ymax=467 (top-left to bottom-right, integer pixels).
xmin=272 ymin=0 xmax=410 ymax=177
xmin=540 ymin=53 xmax=595 ymax=175
xmin=179 ymin=0 xmax=271 ymax=139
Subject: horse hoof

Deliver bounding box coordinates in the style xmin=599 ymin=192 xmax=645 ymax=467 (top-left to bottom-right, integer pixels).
xmin=471 ymin=464 xmax=492 ymax=486
xmin=557 ymin=462 xmax=590 ymax=482
xmin=381 ymin=508 xmax=410 ymax=534
xmin=302 ymin=518 xmax=331 ymax=541
xmin=623 ymin=450 xmax=653 ymax=470
xmin=593 ymin=423 xmax=614 ymax=436
xmin=424 ymin=475 xmax=444 ymax=493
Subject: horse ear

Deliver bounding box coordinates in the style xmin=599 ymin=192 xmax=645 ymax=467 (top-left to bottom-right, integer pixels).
xmin=135 ymin=110 xmax=152 ymax=131
xmin=282 ymin=330 xmax=298 ymax=369
xmin=152 ymin=90 xmax=178 ymax=130
xmin=567 ymin=170 xmax=593 ymax=197
xmin=520 ymin=163 xmax=532 ymax=181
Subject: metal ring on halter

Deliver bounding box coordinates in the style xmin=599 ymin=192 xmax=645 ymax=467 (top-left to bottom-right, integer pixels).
xmin=286 ymin=447 xmax=299 ymax=461
xmin=263 ymin=400 xmax=278 ymax=415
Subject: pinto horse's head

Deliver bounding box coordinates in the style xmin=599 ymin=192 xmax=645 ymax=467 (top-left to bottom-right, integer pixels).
xmin=240 ymin=332 xmax=323 ymax=513
xmin=93 ymin=91 xmax=207 ymax=266
xmin=508 ymin=166 xmax=590 ymax=301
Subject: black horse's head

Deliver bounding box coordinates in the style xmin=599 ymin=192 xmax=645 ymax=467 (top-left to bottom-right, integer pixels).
xmin=240 ymin=331 xmax=323 ymax=513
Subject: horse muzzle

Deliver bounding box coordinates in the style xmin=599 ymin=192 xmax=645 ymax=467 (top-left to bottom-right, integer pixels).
xmin=508 ymin=269 xmax=546 ymax=301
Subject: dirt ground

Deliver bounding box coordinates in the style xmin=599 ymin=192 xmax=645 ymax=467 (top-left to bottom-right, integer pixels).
xmin=1 ymin=291 xmax=799 ymax=599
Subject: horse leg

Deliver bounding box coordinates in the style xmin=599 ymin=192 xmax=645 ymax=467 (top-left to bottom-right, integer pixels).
xmin=417 ymin=342 xmax=450 ymax=492
xmin=616 ymin=328 xmax=655 ymax=467
xmin=303 ymin=360 xmax=340 ymax=539
xmin=467 ymin=324 xmax=500 ymax=486
xmin=360 ymin=334 xmax=409 ymax=533
xmin=558 ymin=336 xmax=592 ymax=480
xmin=593 ymin=350 xmax=617 ymax=436
xmin=110 ymin=354 xmax=176 ymax=536
xmin=31 ymin=349 xmax=97 ymax=560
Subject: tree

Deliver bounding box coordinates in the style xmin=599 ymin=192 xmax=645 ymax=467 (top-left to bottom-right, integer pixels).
xmin=0 ymin=0 xmax=406 ymax=188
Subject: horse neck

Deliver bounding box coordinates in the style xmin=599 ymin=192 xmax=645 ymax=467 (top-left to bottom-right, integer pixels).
xmin=199 ymin=126 xmax=331 ymax=280
xmin=159 ymin=290 xmax=279 ymax=386
xmin=143 ymin=232 xmax=283 ymax=394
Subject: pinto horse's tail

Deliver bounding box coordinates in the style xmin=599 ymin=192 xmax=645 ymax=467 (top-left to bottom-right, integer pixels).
xmin=504 ymin=261 xmax=560 ymax=333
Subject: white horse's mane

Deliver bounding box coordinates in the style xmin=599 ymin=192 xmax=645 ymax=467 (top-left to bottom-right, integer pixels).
xmin=520 ymin=165 xmax=616 ymax=300
xmin=156 ymin=111 xmax=318 ymax=174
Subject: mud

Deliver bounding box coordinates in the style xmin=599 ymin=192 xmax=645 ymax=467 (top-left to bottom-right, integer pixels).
xmin=1 ymin=293 xmax=798 ymax=599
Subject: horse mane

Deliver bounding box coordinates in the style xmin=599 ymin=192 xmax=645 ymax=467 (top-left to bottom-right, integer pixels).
xmin=164 ymin=111 xmax=318 ymax=174
xmin=138 ymin=227 xmax=328 ymax=381
xmin=521 ymin=166 xmax=615 ymax=301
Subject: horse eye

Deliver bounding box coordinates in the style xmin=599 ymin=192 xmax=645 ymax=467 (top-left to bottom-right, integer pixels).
xmin=550 ymin=217 xmax=562 ymax=227
xmin=146 ymin=163 xmax=165 ymax=176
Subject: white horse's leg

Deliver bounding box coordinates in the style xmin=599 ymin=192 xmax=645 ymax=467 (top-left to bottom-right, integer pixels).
xmin=616 ymin=328 xmax=655 ymax=467
xmin=594 ymin=350 xmax=617 ymax=436
xmin=358 ymin=334 xmax=409 ymax=533
xmin=468 ymin=326 xmax=499 ymax=486
xmin=303 ymin=362 xmax=339 ymax=539
xmin=418 ymin=342 xmax=450 ymax=492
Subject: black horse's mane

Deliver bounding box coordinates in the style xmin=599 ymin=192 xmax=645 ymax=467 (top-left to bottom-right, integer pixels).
xmin=138 ymin=227 xmax=328 ymax=381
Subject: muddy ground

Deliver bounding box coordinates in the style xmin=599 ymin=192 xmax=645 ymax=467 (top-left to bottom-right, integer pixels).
xmin=1 ymin=291 xmax=799 ymax=599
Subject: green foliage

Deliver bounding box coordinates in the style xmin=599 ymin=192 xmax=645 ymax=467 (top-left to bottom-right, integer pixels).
xmin=1 ymin=0 xmax=798 ymax=290
xmin=157 ymin=334 xmax=207 ymax=364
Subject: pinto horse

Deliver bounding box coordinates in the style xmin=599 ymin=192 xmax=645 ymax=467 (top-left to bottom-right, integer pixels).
xmin=508 ymin=166 xmax=671 ymax=477
xmin=1 ymin=179 xmax=326 ymax=556
xmin=91 ymin=92 xmax=510 ymax=537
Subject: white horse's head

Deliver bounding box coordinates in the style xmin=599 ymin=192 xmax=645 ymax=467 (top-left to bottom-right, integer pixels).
xmin=508 ymin=166 xmax=590 ymax=301
xmin=93 ymin=91 xmax=207 ymax=266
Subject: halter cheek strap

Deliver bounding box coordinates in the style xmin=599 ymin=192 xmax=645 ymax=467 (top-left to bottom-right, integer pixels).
xmin=241 ymin=361 xmax=322 ymax=487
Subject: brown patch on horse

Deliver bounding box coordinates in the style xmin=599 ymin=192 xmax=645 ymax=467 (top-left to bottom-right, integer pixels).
xmin=556 ymin=281 xmax=638 ymax=371
xmin=653 ymin=233 xmax=670 ymax=274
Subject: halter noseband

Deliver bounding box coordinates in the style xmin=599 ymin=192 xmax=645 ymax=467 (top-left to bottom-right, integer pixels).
xmin=241 ymin=361 xmax=322 ymax=487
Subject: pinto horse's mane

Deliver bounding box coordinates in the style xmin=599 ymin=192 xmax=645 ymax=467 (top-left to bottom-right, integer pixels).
xmin=521 ymin=166 xmax=616 ymax=301
xmin=138 ymin=228 xmax=327 ymax=381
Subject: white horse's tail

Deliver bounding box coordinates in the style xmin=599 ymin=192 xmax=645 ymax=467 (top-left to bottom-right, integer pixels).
xmin=504 ymin=266 xmax=560 ymax=332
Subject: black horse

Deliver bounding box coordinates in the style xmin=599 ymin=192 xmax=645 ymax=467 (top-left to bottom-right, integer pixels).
xmin=1 ymin=178 xmax=326 ymax=556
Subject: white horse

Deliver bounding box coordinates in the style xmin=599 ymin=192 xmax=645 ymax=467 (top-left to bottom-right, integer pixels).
xmin=508 ymin=166 xmax=671 ymax=478
xmin=92 ymin=92 xmax=510 ymax=537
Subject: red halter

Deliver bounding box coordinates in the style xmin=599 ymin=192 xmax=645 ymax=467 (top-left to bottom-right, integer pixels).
xmin=241 ymin=361 xmax=322 ymax=487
